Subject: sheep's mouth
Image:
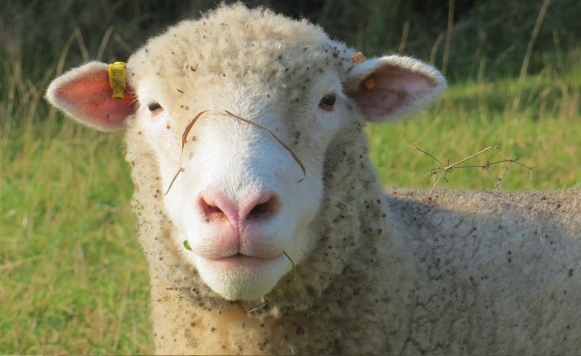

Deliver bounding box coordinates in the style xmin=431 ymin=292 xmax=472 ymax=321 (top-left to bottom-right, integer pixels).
xmin=205 ymin=253 xmax=283 ymax=270
xmin=212 ymin=252 xmax=279 ymax=261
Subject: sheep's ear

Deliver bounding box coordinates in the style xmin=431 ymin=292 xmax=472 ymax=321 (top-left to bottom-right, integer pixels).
xmin=344 ymin=55 xmax=446 ymax=123
xmin=46 ymin=61 xmax=137 ymax=131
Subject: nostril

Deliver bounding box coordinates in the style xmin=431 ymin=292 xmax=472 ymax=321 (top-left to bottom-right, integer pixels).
xmin=199 ymin=195 xmax=231 ymax=222
xmin=198 ymin=190 xmax=278 ymax=225
xmin=249 ymin=202 xmax=269 ymax=218
xmin=245 ymin=193 xmax=278 ymax=221
xmin=246 ymin=203 xmax=269 ymax=220
xmin=206 ymin=204 xmax=225 ymax=220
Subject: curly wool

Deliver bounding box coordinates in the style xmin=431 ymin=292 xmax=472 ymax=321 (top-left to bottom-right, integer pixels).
xmin=388 ymin=188 xmax=581 ymax=354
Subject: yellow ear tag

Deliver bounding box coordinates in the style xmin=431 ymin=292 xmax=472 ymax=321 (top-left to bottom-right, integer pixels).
xmin=108 ymin=62 xmax=127 ymax=100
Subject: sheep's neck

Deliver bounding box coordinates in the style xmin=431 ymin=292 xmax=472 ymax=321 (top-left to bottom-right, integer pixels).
xmin=150 ymin=280 xmax=282 ymax=354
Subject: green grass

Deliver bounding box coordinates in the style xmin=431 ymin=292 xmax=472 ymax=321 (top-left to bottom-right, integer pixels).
xmin=368 ymin=63 xmax=581 ymax=191
xmin=0 ymin=121 xmax=151 ymax=354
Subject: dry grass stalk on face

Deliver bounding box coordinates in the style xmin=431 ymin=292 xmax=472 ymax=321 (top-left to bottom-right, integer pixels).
xmin=164 ymin=109 xmax=306 ymax=195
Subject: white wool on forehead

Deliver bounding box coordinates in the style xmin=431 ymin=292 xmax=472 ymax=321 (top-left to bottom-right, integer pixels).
xmin=127 ymin=3 xmax=355 ymax=100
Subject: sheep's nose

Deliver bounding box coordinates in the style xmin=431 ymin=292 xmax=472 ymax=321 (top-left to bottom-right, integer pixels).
xmin=198 ymin=190 xmax=279 ymax=227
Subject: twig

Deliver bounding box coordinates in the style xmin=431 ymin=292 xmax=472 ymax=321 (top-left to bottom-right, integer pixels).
xmin=410 ymin=144 xmax=537 ymax=195
xmin=412 ymin=143 xmax=444 ymax=167
xmin=248 ymin=297 xmax=268 ymax=313
xmin=284 ymin=251 xmax=297 ymax=280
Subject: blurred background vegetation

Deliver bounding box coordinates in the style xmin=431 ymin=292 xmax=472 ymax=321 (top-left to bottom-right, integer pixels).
xmin=1 ymin=0 xmax=580 ymax=84
xmin=0 ymin=0 xmax=579 ymax=354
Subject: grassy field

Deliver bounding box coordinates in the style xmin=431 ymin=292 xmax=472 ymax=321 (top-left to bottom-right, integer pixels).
xmin=1 ymin=1 xmax=580 ymax=354
xmin=0 ymin=123 xmax=149 ymax=354
xmin=370 ymin=60 xmax=581 ymax=191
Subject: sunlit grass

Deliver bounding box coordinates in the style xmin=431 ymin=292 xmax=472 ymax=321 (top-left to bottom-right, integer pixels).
xmin=0 ymin=122 xmax=152 ymax=354
xmin=368 ymin=62 xmax=581 ymax=191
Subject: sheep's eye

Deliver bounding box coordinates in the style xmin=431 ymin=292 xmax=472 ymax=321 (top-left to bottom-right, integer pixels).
xmin=147 ymin=102 xmax=164 ymax=115
xmin=318 ymin=93 xmax=336 ymax=111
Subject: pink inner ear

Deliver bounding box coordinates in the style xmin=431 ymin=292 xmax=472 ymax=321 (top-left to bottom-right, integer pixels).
xmin=349 ymin=66 xmax=435 ymax=119
xmin=53 ymin=69 xmax=136 ymax=129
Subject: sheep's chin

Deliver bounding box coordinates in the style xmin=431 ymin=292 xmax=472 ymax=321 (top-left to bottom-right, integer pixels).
xmin=192 ymin=253 xmax=289 ymax=301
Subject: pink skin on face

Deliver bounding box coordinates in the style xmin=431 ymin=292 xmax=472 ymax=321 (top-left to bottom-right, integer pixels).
xmin=195 ymin=189 xmax=281 ymax=263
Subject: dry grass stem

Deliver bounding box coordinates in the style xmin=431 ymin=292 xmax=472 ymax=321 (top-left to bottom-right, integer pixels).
xmin=410 ymin=144 xmax=537 ymax=195
xmin=164 ymin=109 xmax=306 ymax=195
xmin=248 ymin=297 xmax=269 ymax=313
xmin=248 ymin=249 xmax=302 ymax=311
xmin=284 ymin=251 xmax=297 ymax=280
xmin=441 ymin=0 xmax=455 ymax=76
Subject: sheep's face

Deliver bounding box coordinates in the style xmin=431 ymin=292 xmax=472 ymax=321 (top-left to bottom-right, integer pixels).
xmin=132 ymin=72 xmax=348 ymax=300
xmin=45 ymin=5 xmax=446 ymax=301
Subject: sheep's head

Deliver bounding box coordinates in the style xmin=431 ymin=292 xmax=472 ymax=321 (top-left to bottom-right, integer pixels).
xmin=46 ymin=5 xmax=445 ymax=301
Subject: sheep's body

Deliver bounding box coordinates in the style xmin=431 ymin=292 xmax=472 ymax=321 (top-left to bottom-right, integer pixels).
xmin=45 ymin=4 xmax=581 ymax=355
xmin=389 ymin=188 xmax=581 ymax=354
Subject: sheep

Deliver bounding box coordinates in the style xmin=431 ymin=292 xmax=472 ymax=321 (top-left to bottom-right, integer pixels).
xmin=45 ymin=4 xmax=581 ymax=355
